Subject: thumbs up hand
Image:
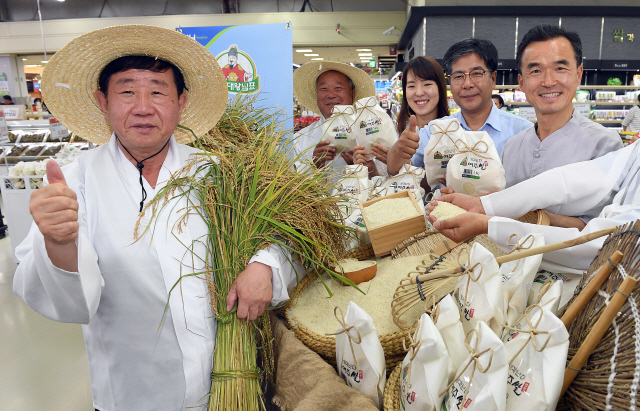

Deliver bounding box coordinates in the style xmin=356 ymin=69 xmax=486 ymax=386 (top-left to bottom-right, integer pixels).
xmin=396 ymin=115 xmax=421 ymax=161
xmin=29 ymin=160 xmax=79 ymax=245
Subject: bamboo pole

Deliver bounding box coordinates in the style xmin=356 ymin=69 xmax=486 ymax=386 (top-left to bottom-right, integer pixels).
xmin=561 ymin=274 xmax=638 ymax=396
xmin=409 ymin=226 xmax=616 ymax=285
xmin=561 ymin=250 xmax=624 ymax=327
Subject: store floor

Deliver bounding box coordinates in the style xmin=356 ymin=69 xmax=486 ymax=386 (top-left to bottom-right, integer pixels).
xmin=0 ymin=234 xmax=94 ymax=410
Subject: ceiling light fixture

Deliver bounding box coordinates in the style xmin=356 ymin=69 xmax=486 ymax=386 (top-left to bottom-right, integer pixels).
xmin=21 ymin=58 xmax=27 ymax=61
xmin=358 ymin=53 xmax=372 ymax=57
xmin=311 ymin=58 xmax=324 ymax=61
xmin=296 ymin=49 xmax=313 ymax=53
xmin=25 ymin=64 xmax=40 ymax=67
xmin=304 ymin=54 xmax=319 ymax=56
xmin=41 ymin=60 xmax=48 ymax=63
xmin=356 ymin=49 xmax=372 ymax=52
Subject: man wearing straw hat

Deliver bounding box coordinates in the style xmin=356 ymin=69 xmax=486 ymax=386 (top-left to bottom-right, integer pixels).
xmin=293 ymin=61 xmax=381 ymax=175
xmin=12 ymin=25 xmax=300 ymax=411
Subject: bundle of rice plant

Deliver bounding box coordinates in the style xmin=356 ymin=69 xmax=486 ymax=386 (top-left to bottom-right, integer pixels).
xmin=137 ymin=94 xmax=354 ymax=410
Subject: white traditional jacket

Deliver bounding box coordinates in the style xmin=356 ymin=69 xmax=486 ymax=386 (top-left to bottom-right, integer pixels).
xmin=13 ymin=135 xmax=301 ymax=411
xmin=481 ymin=143 xmax=640 ymax=274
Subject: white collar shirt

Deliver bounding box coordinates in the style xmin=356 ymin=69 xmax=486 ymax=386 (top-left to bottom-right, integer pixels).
xmin=13 ymin=134 xmax=300 ymax=411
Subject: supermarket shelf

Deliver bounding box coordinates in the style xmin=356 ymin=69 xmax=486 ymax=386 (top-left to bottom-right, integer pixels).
xmin=508 ymin=101 xmax=638 ymax=106
xmin=595 ymin=120 xmax=623 ymax=123
xmin=579 ymin=85 xmax=640 ymax=90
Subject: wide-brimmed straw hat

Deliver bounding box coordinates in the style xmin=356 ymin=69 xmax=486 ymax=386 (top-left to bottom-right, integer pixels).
xmin=293 ymin=61 xmax=375 ymax=116
xmin=41 ymin=25 xmax=228 ymax=145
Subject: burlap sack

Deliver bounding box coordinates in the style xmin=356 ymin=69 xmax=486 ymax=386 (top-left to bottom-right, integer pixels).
xmin=271 ymin=314 xmax=379 ymax=411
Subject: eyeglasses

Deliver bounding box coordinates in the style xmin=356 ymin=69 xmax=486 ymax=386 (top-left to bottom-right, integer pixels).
xmin=449 ymin=69 xmax=491 ymax=85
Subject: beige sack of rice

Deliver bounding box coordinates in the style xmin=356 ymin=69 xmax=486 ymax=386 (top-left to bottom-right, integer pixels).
xmin=434 ymin=295 xmax=467 ymax=382
xmin=430 ymin=201 xmax=467 ymax=222
xmin=502 ymin=305 xmax=569 ymax=411
xmin=353 ymin=96 xmax=398 ymax=153
xmin=423 ymin=118 xmax=466 ymax=188
xmin=334 ymin=301 xmax=386 ymax=409
xmin=344 ymin=208 xmax=370 ymax=250
xmin=287 ymin=254 xmax=429 ymax=336
xmin=332 ymin=164 xmax=370 ymax=218
xmin=322 ymin=104 xmax=357 ymax=153
xmin=446 ymin=130 xmax=505 ymax=197
xmin=362 ymin=196 xmax=419 ymax=228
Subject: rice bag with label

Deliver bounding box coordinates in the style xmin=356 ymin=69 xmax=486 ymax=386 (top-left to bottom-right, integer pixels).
xmin=381 ymin=164 xmax=425 ymax=193
xmin=502 ymin=305 xmax=569 ymax=411
xmin=344 ymin=208 xmax=370 ymax=250
xmin=442 ymin=321 xmax=508 ymax=411
xmin=529 ymin=271 xmax=579 ymax=310
xmin=501 ymin=233 xmax=545 ymax=328
xmin=331 ymin=164 xmax=370 ymax=218
xmin=334 ymin=302 xmax=386 ymax=409
xmin=446 ymin=130 xmax=505 ymax=196
xmin=423 ymin=118 xmax=466 ymax=188
xmin=400 ymin=313 xmax=449 ymax=411
xmin=322 ymin=104 xmax=357 ymax=153
xmin=453 ymin=242 xmax=504 ymax=336
xmin=537 ymin=281 xmax=563 ymax=315
xmin=434 ymin=294 xmax=468 ymax=382
xmin=353 ymin=96 xmax=398 ymax=152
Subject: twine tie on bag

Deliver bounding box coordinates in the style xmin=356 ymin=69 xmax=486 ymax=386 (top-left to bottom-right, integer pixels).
xmin=453 ymin=139 xmax=492 ymax=160
xmin=402 ymin=320 xmax=423 ymax=399
xmin=532 ymin=281 xmax=554 ymax=306
xmin=439 ymin=328 xmax=494 ymax=406
xmin=503 ymin=304 xmax=552 ymax=365
xmin=425 ymin=294 xmax=441 ymax=323
xmin=115 ymin=135 xmax=171 ymax=212
xmin=425 ymin=120 xmax=460 ymax=156
xmin=462 ymin=262 xmax=484 ymax=311
xmin=326 ymin=306 xmax=363 ymax=373
xmin=505 ymin=234 xmax=535 ymax=271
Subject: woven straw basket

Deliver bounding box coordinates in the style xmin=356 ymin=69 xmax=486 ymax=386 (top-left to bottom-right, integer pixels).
xmin=284 ymin=269 xmax=412 ymax=376
xmin=383 ymin=363 xmax=403 ymax=411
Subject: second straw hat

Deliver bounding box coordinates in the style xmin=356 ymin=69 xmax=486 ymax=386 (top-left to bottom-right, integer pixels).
xmin=293 ymin=61 xmax=375 ymax=116
xmin=41 ymin=24 xmax=228 ymax=145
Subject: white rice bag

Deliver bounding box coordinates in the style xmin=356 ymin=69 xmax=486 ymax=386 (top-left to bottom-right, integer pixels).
xmin=400 ymin=313 xmax=449 ymax=411
xmin=331 ymin=164 xmax=370 ymax=218
xmin=537 ymin=280 xmax=563 ymax=315
xmin=501 ymin=233 xmax=545 ymax=328
xmin=529 ymin=271 xmax=579 ymax=310
xmin=353 ymin=96 xmax=398 ymax=152
xmin=380 ymin=164 xmax=425 ymax=193
xmin=434 ymin=294 xmax=468 ymax=382
xmin=334 ymin=302 xmax=386 ymax=409
xmin=423 ymin=118 xmax=465 ymax=188
xmin=502 ymin=305 xmax=569 ymax=411
xmin=442 ymin=321 xmax=508 ymax=411
xmin=344 ymin=208 xmax=370 ymax=250
xmin=322 ymin=104 xmax=356 ymax=153
xmin=453 ymin=242 xmax=504 ymax=336
xmin=446 ymin=130 xmax=505 ymax=196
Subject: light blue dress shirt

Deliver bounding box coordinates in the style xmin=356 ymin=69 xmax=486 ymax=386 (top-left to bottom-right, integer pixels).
xmin=411 ymin=103 xmax=533 ymax=168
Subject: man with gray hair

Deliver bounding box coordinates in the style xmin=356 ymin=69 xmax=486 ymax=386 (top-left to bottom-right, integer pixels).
xmin=388 ymin=38 xmax=531 ymax=177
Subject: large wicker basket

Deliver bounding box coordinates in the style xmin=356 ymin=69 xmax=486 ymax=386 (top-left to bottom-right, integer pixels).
xmin=383 ymin=363 xmax=402 ymax=411
xmin=284 ymin=270 xmax=413 ymax=376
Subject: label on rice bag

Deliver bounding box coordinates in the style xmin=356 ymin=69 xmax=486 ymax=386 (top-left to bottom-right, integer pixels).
xmin=433 ymin=149 xmax=457 ymax=169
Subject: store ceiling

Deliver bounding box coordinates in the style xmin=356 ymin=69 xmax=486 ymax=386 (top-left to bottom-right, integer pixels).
xmin=293 ymin=46 xmax=398 ymax=66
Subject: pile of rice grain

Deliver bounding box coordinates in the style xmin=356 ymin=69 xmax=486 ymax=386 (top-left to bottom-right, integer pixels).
xmin=287 ymin=254 xmax=429 ymax=335
xmin=430 ymin=201 xmax=467 ymax=221
xmin=363 ymin=197 xmax=419 ymax=228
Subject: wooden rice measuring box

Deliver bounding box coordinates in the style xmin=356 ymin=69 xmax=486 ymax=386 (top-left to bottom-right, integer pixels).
xmin=360 ymin=190 xmax=427 ymax=257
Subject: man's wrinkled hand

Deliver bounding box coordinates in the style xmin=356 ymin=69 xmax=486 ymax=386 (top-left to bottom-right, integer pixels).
xmin=312 ymin=140 xmax=336 ymax=168
xmin=226 ymin=262 xmax=273 ymax=321
xmin=30 ymin=160 xmax=79 ymax=245
xmin=427 ymin=213 xmax=491 ymax=243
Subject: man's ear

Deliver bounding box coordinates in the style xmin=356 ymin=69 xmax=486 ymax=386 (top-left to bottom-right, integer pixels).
xmin=94 ymin=90 xmax=108 ymax=114
xmin=577 ymin=64 xmax=584 ymax=84
xmin=177 ymin=92 xmax=188 ymax=122
xmin=491 ymin=70 xmax=497 ymax=87
xmin=351 ymin=88 xmax=356 ymax=104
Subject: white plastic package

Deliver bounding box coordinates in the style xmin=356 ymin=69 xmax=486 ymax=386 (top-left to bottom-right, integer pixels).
xmin=453 ymin=242 xmax=504 ymax=336
xmin=442 ymin=321 xmax=508 ymax=411
xmin=344 ymin=208 xmax=371 ymax=250
xmin=502 ymin=305 xmax=569 ymax=411
xmin=423 ymin=118 xmax=465 ymax=188
xmin=434 ymin=294 xmax=468 ymax=382
xmin=537 ymin=280 xmax=563 ymax=315
xmin=529 ymin=271 xmax=580 ymax=310
xmin=501 ymin=233 xmax=545 ymax=328
xmin=333 ymin=302 xmax=386 ymax=409
xmin=446 ymin=130 xmax=505 ymax=196
xmin=353 ymin=96 xmax=398 ymax=153
xmin=331 ymin=164 xmax=370 ymax=218
xmin=400 ymin=313 xmax=449 ymax=411
xmin=322 ymin=104 xmax=357 ymax=153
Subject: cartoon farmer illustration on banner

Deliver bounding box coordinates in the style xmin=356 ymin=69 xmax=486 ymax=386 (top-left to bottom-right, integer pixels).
xmin=217 ymin=44 xmax=260 ymax=94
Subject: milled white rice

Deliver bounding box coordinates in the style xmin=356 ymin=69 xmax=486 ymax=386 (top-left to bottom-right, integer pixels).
xmin=430 ymin=202 xmax=467 ymax=221
xmin=288 ymin=254 xmax=429 ymax=335
xmin=363 ymin=197 xmax=419 ymax=228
